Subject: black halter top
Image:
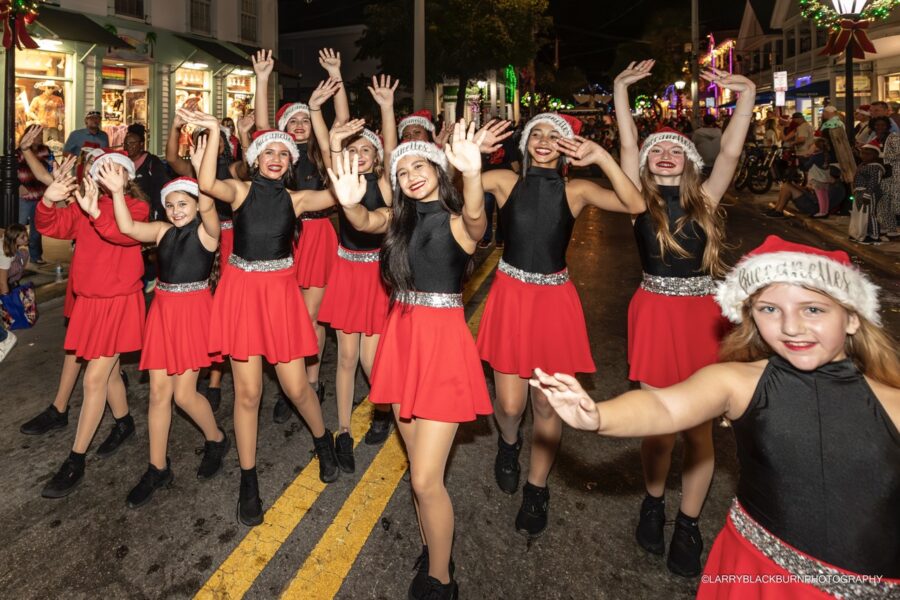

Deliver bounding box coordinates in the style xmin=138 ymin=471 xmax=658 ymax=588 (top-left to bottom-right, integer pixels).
xmin=232 ymin=175 xmax=295 ymax=261
xmin=633 ymin=185 xmax=708 ymax=276
xmin=290 ymin=142 xmax=323 ymax=191
xmin=157 ymin=219 xmax=215 ymax=284
xmin=407 ymin=200 xmax=470 ymax=293
xmin=339 ymin=173 xmax=386 ymax=250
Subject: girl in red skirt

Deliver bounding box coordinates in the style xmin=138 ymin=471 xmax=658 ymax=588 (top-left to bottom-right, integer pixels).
xmin=327 ymin=124 xmax=492 ymax=599
xmin=182 ymin=109 xmax=340 ymax=527
xmin=106 ymin=173 xmax=229 ymax=508
xmin=476 ymin=112 xmax=645 ymax=537
xmin=614 ymin=61 xmax=756 ymax=575
xmin=314 ymin=75 xmax=399 ymax=468
xmin=35 ymin=150 xmax=150 ymax=498
xmin=534 ymin=236 xmax=900 ymax=599
xmin=254 ymin=49 xmax=350 ymax=419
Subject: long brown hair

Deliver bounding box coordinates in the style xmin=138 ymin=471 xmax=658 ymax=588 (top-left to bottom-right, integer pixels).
xmin=720 ymin=288 xmax=900 ymax=387
xmin=3 ymin=224 xmax=26 ymax=258
xmin=639 ymin=162 xmax=728 ymax=277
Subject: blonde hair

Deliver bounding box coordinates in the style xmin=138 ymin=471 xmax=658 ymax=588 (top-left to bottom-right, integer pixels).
xmin=639 ymin=162 xmax=729 ymax=277
xmin=719 ymin=288 xmax=900 ymax=387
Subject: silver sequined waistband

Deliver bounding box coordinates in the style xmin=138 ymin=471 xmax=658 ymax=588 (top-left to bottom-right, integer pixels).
xmin=220 ymin=220 xmax=233 ymax=230
xmin=337 ymin=246 xmax=380 ymax=263
xmin=157 ymin=280 xmax=209 ymax=293
xmin=729 ymin=499 xmax=898 ymax=598
xmin=228 ymin=254 xmax=294 ymax=272
xmin=640 ymin=273 xmax=716 ymax=296
xmin=396 ymin=290 xmax=463 ymax=309
xmin=498 ymin=258 xmax=569 ymax=286
xmin=301 ymin=208 xmax=334 ymax=221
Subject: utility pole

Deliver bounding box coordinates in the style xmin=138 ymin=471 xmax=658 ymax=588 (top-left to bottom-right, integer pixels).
xmin=2 ymin=14 xmax=19 ymax=228
xmin=413 ymin=0 xmax=425 ymax=110
xmin=691 ymin=0 xmax=700 ymax=129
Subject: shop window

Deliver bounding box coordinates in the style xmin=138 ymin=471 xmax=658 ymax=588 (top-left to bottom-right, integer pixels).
xmin=102 ymin=63 xmax=150 ymax=148
xmin=115 ymin=0 xmax=144 ymax=19
xmin=786 ymin=28 xmax=796 ymax=58
xmin=226 ymin=71 xmax=255 ymax=123
xmin=191 ymin=0 xmax=212 ymax=35
xmin=884 ymin=74 xmax=900 ymax=101
xmin=799 ymin=26 xmax=811 ymax=54
xmin=15 ymin=49 xmax=70 ymax=150
xmin=241 ymin=0 xmax=258 ymax=42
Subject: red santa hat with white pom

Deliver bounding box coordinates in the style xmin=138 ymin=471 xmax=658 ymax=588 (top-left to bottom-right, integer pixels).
xmin=245 ymin=129 xmax=300 ymax=166
xmin=389 ymin=141 xmax=447 ymax=187
xmin=276 ymin=102 xmax=310 ymax=132
xmin=519 ymin=112 xmax=582 ymax=157
xmin=89 ymin=149 xmax=136 ymax=180
xmin=161 ymin=177 xmax=199 ymax=204
xmin=398 ymin=109 xmax=436 ymax=138
xmin=639 ymin=127 xmax=705 ymax=171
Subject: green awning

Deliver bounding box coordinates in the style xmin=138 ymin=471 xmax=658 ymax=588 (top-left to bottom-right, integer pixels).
xmin=35 ymin=7 xmax=133 ymax=48
xmin=175 ymin=35 xmax=251 ymax=66
xmin=231 ymin=43 xmax=301 ymax=78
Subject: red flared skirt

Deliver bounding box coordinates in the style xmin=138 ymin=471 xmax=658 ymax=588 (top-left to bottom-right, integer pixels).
xmin=476 ymin=271 xmax=595 ymax=378
xmin=64 ymin=291 xmax=145 ymax=360
xmin=209 ymin=264 xmax=318 ymax=364
xmin=627 ymin=287 xmax=728 ymax=388
xmin=318 ymin=249 xmax=389 ymax=335
xmin=63 ymin=275 xmax=76 ymax=319
xmin=218 ymin=225 xmax=234 ymax=269
xmin=370 ymin=303 xmax=492 ymax=423
xmin=294 ymin=218 xmax=337 ymax=289
xmin=140 ymin=288 xmax=222 ymax=375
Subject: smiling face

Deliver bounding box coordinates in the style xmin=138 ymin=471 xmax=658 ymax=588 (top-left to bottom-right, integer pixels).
xmin=256 ymin=142 xmax=293 ymax=179
xmin=286 ymin=113 xmax=311 ymax=142
xmin=526 ymin=123 xmax=562 ymax=167
xmin=123 ymin=133 xmax=144 ymax=160
xmin=401 ymin=124 xmax=430 ymax=143
xmin=395 ymin=155 xmax=439 ymax=200
xmin=751 ymin=283 xmax=860 ymax=371
xmin=164 ymin=191 xmax=199 ymax=227
xmin=646 ymin=141 xmax=686 ymax=178
xmin=347 ymin=138 xmax=378 ymax=174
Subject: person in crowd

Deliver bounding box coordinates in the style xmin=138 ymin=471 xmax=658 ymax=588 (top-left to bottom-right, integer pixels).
xmin=880 ymin=128 xmax=900 ymax=239
xmin=868 ymin=100 xmax=900 ymax=136
xmin=692 ymin=114 xmax=721 ymax=179
xmin=62 ymin=110 xmax=109 ymax=158
xmin=854 ymin=104 xmax=872 ymax=146
xmin=819 ymin=105 xmax=843 ymax=131
xmin=123 ymin=124 xmax=170 ymax=221
xmin=790 ymin=112 xmax=815 ymax=155
xmin=0 ymin=224 xmax=29 ymax=295
xmin=16 ymin=125 xmax=53 ymax=264
xmin=221 ymin=117 xmax=241 ymax=161
xmin=533 ymin=235 xmax=900 ymax=598
xmin=852 ymin=140 xmax=888 ymax=245
xmin=762 ymin=117 xmax=780 ymax=148
xmin=867 ymin=115 xmax=892 ymax=147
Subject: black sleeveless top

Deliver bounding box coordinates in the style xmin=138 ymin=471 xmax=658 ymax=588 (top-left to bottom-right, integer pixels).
xmin=407 ymin=200 xmax=470 ymax=293
xmin=340 ymin=173 xmax=386 ymax=250
xmin=157 ymin=219 xmax=215 ymax=284
xmin=232 ymin=175 xmax=295 ymax=261
xmin=500 ymin=167 xmax=574 ymax=274
xmin=633 ymin=185 xmax=707 ymax=276
xmin=291 ymin=143 xmax=323 ymax=191
xmin=732 ymin=355 xmax=900 ymax=577
xmin=214 ymin=155 xmax=234 ymax=220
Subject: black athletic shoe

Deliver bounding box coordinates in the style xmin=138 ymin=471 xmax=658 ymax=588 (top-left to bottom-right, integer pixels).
xmin=636 ymin=494 xmax=667 ymax=555
xmin=96 ymin=415 xmax=135 ymax=457
xmin=409 ymin=575 xmax=458 ymax=600
xmin=126 ymin=461 xmax=174 ymax=509
xmin=334 ymin=431 xmax=355 ymax=473
xmin=515 ymin=482 xmax=549 ymax=537
xmin=41 ymin=457 xmax=84 ymax=499
xmin=494 ymin=434 xmax=522 ymax=494
xmin=364 ymin=408 xmax=392 ymax=445
xmin=237 ymin=469 xmax=263 ymax=527
xmin=20 ymin=405 xmax=68 ymax=435
xmin=314 ymin=430 xmax=339 ymax=483
xmin=410 ymin=546 xmax=456 ymax=598
xmin=273 ymin=391 xmax=292 ymax=424
xmin=667 ymin=513 xmax=703 ymax=577
xmin=197 ymin=431 xmax=230 ymax=480
xmin=205 ymin=387 xmax=222 ymax=413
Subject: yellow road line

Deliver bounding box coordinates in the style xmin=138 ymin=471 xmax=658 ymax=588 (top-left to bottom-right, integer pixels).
xmin=464 ymin=248 xmax=500 ymax=304
xmin=194 ymin=402 xmax=375 ymax=600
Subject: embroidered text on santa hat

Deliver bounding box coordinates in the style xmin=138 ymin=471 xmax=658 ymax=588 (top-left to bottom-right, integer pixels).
xmin=161 ymin=177 xmax=200 ymax=204
xmin=245 ymin=129 xmax=301 ymax=166
xmin=639 ymin=127 xmax=705 ymax=171
xmin=390 ymin=142 xmax=448 ymax=187
xmin=89 ymin=149 xmax=136 ymax=180
xmin=276 ymin=102 xmax=310 ymax=132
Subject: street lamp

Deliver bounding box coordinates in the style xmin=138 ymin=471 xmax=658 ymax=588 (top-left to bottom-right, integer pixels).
xmin=674 ymin=80 xmax=686 ymax=117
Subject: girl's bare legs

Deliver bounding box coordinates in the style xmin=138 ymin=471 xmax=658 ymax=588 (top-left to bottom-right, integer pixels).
xmin=335 ymin=330 xmax=361 ymax=433
xmin=526 ymin=384 xmax=562 ymax=488
xmin=72 ymin=355 xmax=122 ymax=453
xmin=274 ymin=358 xmax=326 ymax=437
xmin=172 ymin=370 xmax=223 ymax=442
xmin=147 ymin=370 xmax=175 ymax=470
xmin=231 ymin=357 xmax=264 ymax=469
xmin=301 ymin=286 xmax=327 ymax=389
xmin=51 ymin=351 xmax=82 ymax=412
xmin=493 ymin=371 xmax=528 ymax=445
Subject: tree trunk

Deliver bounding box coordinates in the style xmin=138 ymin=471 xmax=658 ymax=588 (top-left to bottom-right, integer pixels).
xmin=455 ymin=74 xmax=470 ymax=120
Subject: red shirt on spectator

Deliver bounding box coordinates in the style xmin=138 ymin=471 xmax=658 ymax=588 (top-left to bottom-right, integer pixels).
xmin=17 ymin=145 xmax=53 ymax=202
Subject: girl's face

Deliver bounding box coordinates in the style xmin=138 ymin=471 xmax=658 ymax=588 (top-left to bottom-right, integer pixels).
xmin=256 ymin=142 xmax=292 ymax=179
xmin=527 ymin=123 xmax=562 ymax=167
xmin=401 ymin=125 xmax=430 ymax=142
xmin=13 ymin=232 xmax=27 ymax=246
xmin=347 ymin=138 xmax=378 ymax=174
xmin=164 ymin=191 xmax=199 ymax=227
xmin=752 ymin=283 xmax=860 ymax=371
xmin=646 ymin=141 xmax=686 ymax=177
xmin=286 ymin=114 xmax=311 ymax=142
xmin=874 ymin=119 xmax=889 ymax=135
xmin=396 ymin=155 xmax=439 ymax=200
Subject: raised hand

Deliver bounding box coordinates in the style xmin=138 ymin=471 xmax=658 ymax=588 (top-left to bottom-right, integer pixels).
xmin=444 ymin=119 xmax=487 ymax=177
xmin=252 ymin=49 xmax=274 ymax=78
xmin=19 ymin=125 xmax=43 ymax=150
xmin=190 ymin=134 xmax=207 ymax=173
xmin=52 ymin=155 xmax=77 ymax=181
xmin=614 ymin=60 xmax=655 ymax=88
xmin=44 ymin=175 xmax=77 ymax=203
xmin=177 ymin=107 xmax=219 ymax=129
xmin=237 ymin=111 xmax=255 ymax=134
xmin=329 ymin=118 xmax=366 ymax=148
xmin=701 ymin=67 xmax=754 ymax=94
xmin=326 ymin=150 xmax=367 ymax=208
xmin=556 ymin=135 xmax=608 ymax=167
xmin=529 ymin=368 xmax=601 ymax=431
xmin=318 ymin=48 xmax=342 ymax=77
xmin=74 ymin=176 xmax=100 ymax=218
xmin=367 ymin=74 xmax=399 ymax=108
xmin=434 ymin=121 xmax=452 ymax=148
xmin=475 ymin=119 xmax=513 ymax=154
xmin=309 ymin=77 xmax=342 ymax=110
xmin=95 ymin=162 xmax=128 ymax=195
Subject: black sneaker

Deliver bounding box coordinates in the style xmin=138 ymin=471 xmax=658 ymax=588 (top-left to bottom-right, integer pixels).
xmin=20 ymin=405 xmax=69 ymax=435
xmin=410 ymin=546 xmax=456 ymax=599
xmin=197 ymin=431 xmax=230 ymax=480
xmin=515 ymin=482 xmax=549 ymax=537
xmin=237 ymin=470 xmax=263 ymax=527
xmin=494 ymin=434 xmax=522 ymax=494
xmin=126 ymin=461 xmax=174 ymax=509
xmin=364 ymin=408 xmax=392 ymax=445
xmin=314 ymin=430 xmax=340 ymax=483
xmin=667 ymin=513 xmax=703 ymax=577
xmin=273 ymin=391 xmax=293 ymax=424
xmin=41 ymin=457 xmax=84 ymax=498
xmin=335 ymin=431 xmax=355 ymax=473
xmin=763 ymin=208 xmax=785 ymax=218
xmin=96 ymin=415 xmax=135 ymax=458
xmin=409 ymin=575 xmax=458 ymax=600
xmin=636 ymin=494 xmax=666 ymax=555
xmin=205 ymin=387 xmax=222 ymax=413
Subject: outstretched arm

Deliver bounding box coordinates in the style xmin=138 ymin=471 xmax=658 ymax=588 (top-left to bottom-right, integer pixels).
xmin=189 ymin=137 xmax=221 ymax=249
xmin=36 ymin=176 xmax=81 ymax=239
xmin=236 ymin=110 xmax=255 ymax=154
xmin=444 ymin=120 xmax=488 ymax=242
xmin=557 ymin=136 xmax=645 ymax=215
xmin=327 ymin=150 xmax=391 ymax=234
xmin=165 ymin=99 xmax=198 ymax=177
xmin=613 ymin=60 xmax=654 ymax=186
xmin=97 ymin=169 xmax=164 ymax=244
xmin=309 ymin=78 xmax=343 ymax=170
xmin=253 ymin=50 xmax=275 ymax=131
xmin=178 ymin=108 xmax=244 ymax=204
xmin=90 ymin=164 xmax=149 ymax=246
xmin=319 ymin=48 xmax=350 ymax=124
xmin=19 ymin=126 xmax=55 ymax=186
xmin=368 ymin=74 xmax=400 ymax=176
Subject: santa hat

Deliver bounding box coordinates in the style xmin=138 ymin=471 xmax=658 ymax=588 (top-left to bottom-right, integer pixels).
xmin=89 ymin=149 xmax=136 ymax=180
xmin=856 ymin=104 xmax=871 ymax=117
xmin=276 ymin=102 xmax=310 ymax=132
xmin=389 ymin=141 xmax=448 ymax=187
xmin=519 ymin=112 xmax=582 ymax=157
xmin=245 ymin=129 xmax=300 ymax=167
xmin=359 ymin=128 xmax=384 ymax=160
xmin=218 ymin=125 xmax=234 ymax=156
xmin=715 ymin=235 xmax=881 ymax=326
xmin=83 ymin=147 xmax=107 ymax=161
xmin=639 ymin=127 xmax=704 ymax=171
xmin=861 ymin=139 xmax=882 ymax=157
xmin=161 ymin=177 xmax=199 ymax=204
xmin=398 ymin=110 xmax=436 ymax=137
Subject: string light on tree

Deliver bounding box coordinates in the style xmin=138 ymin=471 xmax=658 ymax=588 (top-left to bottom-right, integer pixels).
xmin=1 ymin=0 xmax=44 ymax=49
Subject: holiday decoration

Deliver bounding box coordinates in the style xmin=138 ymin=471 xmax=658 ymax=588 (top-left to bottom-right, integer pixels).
xmin=1 ymin=0 xmax=42 ymax=50
xmin=800 ymin=0 xmax=898 ymax=58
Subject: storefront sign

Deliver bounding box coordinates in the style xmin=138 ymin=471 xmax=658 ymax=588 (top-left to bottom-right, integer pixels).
xmin=834 ymin=75 xmax=872 ymax=96
xmin=773 ymin=71 xmax=788 ymax=92
xmin=102 ymin=66 xmax=127 ymax=87
xmin=776 ymin=91 xmax=786 ymax=107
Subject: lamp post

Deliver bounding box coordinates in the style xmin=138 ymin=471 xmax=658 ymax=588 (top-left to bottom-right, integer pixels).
xmin=2 ymin=13 xmax=19 ymax=228
xmin=675 ymin=80 xmax=686 ymax=117
xmin=831 ymin=0 xmax=870 ymax=131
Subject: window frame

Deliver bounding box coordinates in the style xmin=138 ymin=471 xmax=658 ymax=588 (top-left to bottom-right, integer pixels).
xmin=239 ymin=0 xmax=259 ymax=43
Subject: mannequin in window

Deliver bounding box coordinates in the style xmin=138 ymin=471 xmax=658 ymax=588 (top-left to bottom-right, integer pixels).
xmin=28 ymin=81 xmax=65 ymax=143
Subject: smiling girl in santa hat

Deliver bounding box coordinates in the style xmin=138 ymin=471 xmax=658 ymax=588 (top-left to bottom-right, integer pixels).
xmin=533 ymin=235 xmax=900 ymax=598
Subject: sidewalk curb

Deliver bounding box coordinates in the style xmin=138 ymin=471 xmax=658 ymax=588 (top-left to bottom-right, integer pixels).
xmin=35 ymin=280 xmax=68 ymax=305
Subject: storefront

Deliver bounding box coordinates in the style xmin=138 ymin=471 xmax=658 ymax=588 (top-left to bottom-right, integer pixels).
xmin=225 ymin=70 xmax=255 ymax=123
xmin=175 ymin=64 xmax=212 ymax=112
xmin=883 ymin=72 xmax=900 ymax=101
xmin=14 ymin=46 xmax=72 ymax=151
xmin=101 ymin=61 xmax=151 ymax=147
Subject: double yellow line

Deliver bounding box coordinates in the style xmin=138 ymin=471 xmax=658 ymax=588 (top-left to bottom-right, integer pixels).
xmin=195 ymin=249 xmax=501 ymax=600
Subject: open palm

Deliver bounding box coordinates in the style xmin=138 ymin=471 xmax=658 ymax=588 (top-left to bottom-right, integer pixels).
xmin=327 ymin=150 xmax=367 ymax=208
xmin=530 ymin=369 xmax=601 ymax=431
xmin=444 ymin=120 xmax=486 ymax=176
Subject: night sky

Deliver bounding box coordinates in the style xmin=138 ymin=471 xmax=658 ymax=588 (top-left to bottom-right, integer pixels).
xmin=279 ymin=0 xmax=745 ymax=82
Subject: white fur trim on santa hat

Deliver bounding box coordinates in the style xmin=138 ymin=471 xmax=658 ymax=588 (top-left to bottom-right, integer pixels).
xmin=519 ymin=113 xmax=574 ymax=158
xmin=715 ymin=250 xmax=881 ymax=326
xmin=390 ymin=142 xmax=448 ymax=187
xmin=639 ymin=131 xmax=705 ymax=171
xmin=245 ymin=130 xmax=300 ymax=167
xmin=277 ymin=103 xmax=310 ymax=132
xmin=398 ymin=115 xmax=435 ymax=137
xmin=161 ymin=178 xmax=199 ymax=204
xmin=89 ymin=152 xmax=136 ymax=181
xmin=359 ymin=128 xmax=384 ymax=160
